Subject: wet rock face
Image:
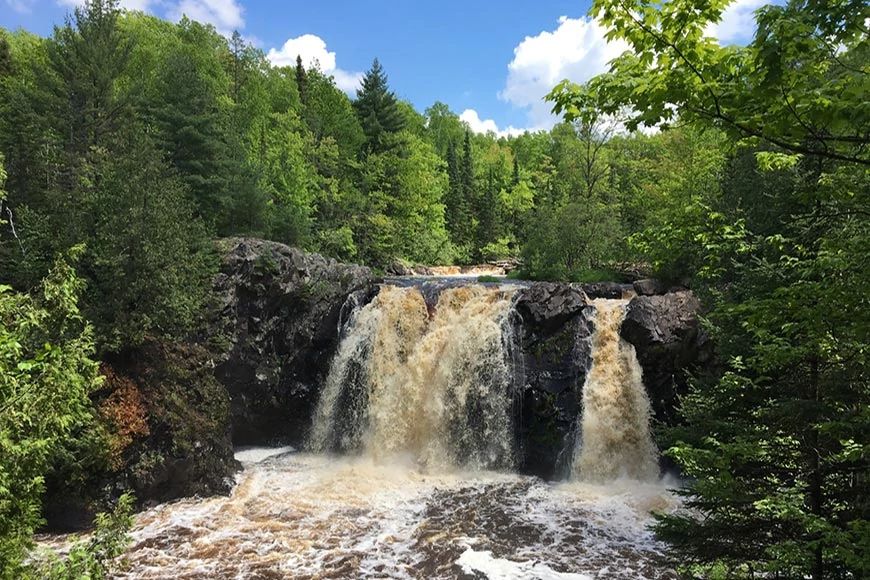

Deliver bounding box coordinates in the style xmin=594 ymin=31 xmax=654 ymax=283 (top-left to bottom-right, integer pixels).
xmin=620 ymin=291 xmax=712 ymax=424
xmin=512 ymin=283 xmax=592 ymax=479
xmin=511 ymin=284 xmax=709 ymax=479
xmin=113 ymin=341 xmax=239 ymax=503
xmin=210 ymin=238 xmax=378 ymax=446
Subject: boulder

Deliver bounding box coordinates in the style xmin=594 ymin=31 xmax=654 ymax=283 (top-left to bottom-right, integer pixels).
xmin=632 ymin=278 xmax=666 ymax=296
xmin=210 ymin=238 xmax=378 ymax=446
xmin=581 ymin=281 xmax=632 ymax=299
xmin=512 ymin=283 xmax=592 ymax=478
xmin=620 ymin=291 xmax=712 ymax=423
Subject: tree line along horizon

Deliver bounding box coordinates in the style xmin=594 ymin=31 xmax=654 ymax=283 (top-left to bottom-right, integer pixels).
xmin=0 ymin=0 xmax=867 ymax=579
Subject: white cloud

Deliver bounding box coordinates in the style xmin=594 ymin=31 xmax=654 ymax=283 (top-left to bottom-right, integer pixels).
xmin=55 ymin=1 xmax=244 ymax=34
xmin=6 ymin=0 xmax=36 ymax=13
xmin=169 ymin=0 xmax=245 ymax=36
xmin=266 ymin=34 xmax=363 ymax=94
xmin=705 ymin=0 xmax=768 ymax=45
xmin=500 ymin=15 xmax=629 ymax=131
xmin=459 ymin=109 xmax=525 ymax=138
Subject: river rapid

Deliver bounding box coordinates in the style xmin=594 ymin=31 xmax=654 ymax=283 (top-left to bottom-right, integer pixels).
xmin=112 ymin=447 xmax=679 ymax=579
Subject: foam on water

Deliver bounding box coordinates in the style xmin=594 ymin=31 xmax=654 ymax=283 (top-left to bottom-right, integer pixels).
xmin=233 ymin=445 xmax=295 ymax=465
xmin=112 ymin=450 xmax=679 ymax=579
xmin=456 ymin=548 xmax=593 ymax=580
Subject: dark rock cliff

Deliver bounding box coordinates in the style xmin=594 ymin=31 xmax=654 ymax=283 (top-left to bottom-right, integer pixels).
xmin=512 ymin=284 xmax=708 ymax=479
xmin=621 ymin=291 xmax=712 ymax=424
xmin=210 ymin=238 xmax=378 ymax=445
xmin=512 ymin=283 xmax=592 ymax=478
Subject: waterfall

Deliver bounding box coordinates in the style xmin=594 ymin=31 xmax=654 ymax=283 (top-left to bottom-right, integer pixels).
xmin=310 ymin=284 xmax=517 ymax=470
xmin=572 ymin=299 xmax=659 ymax=482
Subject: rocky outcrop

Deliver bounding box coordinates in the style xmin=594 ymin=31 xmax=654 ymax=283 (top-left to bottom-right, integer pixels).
xmin=210 ymin=238 xmax=378 ymax=445
xmin=512 ymin=283 xmax=592 ymax=478
xmin=632 ymin=278 xmax=667 ymax=296
xmin=581 ymin=281 xmax=632 ymax=299
xmin=106 ymin=341 xmax=238 ymax=503
xmin=43 ymin=340 xmax=239 ymax=530
xmin=621 ymin=291 xmax=712 ymax=423
xmin=512 ymin=284 xmax=708 ymax=478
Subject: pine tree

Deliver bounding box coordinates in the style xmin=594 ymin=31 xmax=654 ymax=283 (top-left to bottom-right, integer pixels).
xmin=0 ymin=36 xmax=11 ymax=78
xmin=48 ymin=0 xmax=130 ymax=180
xmin=444 ymin=139 xmax=471 ymax=248
xmin=476 ymin=167 xmax=500 ymax=256
xmin=458 ymin=130 xmax=477 ymax=248
xmin=153 ymin=37 xmax=231 ymax=225
xmin=228 ymin=30 xmax=245 ymax=102
xmin=295 ymin=54 xmax=307 ymax=104
xmin=353 ymin=58 xmax=405 ymax=153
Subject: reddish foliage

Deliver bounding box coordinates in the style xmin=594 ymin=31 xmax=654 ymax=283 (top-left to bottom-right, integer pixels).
xmin=99 ymin=364 xmax=150 ymax=469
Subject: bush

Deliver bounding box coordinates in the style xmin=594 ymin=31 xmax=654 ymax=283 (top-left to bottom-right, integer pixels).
xmin=31 ymin=493 xmax=134 ymax=580
xmin=0 ymin=247 xmax=105 ymax=573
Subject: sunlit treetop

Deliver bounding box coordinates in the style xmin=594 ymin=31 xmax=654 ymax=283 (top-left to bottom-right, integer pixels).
xmin=548 ymin=0 xmax=870 ymax=166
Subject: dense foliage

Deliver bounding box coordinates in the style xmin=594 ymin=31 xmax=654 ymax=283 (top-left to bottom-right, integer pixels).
xmin=0 ymin=242 xmax=103 ymax=574
xmin=1 ymin=0 xmax=866 ymax=576
xmin=0 ymin=0 xmax=720 ymax=290
xmin=550 ymin=0 xmax=868 ymax=577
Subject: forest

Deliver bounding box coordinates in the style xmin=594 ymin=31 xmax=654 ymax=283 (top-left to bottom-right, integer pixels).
xmin=0 ymin=0 xmax=867 ymax=578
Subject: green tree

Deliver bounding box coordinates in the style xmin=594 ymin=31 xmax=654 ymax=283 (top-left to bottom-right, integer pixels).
xmin=294 ymin=54 xmax=307 ymax=103
xmin=81 ymin=124 xmax=214 ymax=351
xmin=358 ymin=132 xmax=450 ymax=265
xmin=354 ymin=58 xmax=405 ymax=153
xmin=304 ymin=68 xmax=365 ymax=161
xmin=152 ymin=20 xmax=231 ymax=226
xmin=47 ymin=0 xmax=131 ymax=170
xmin=424 ymin=101 xmax=465 ymax=157
xmin=548 ymin=1 xmax=869 ymax=576
xmin=0 ymin=247 xmax=104 ymax=573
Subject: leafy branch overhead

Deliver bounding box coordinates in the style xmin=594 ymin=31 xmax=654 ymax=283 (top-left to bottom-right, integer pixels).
xmin=548 ymin=0 xmax=870 ymax=165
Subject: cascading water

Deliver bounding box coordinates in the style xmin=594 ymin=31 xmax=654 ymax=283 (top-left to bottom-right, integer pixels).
xmin=572 ymin=299 xmax=659 ymax=482
xmin=310 ymin=284 xmax=517 ymax=470
xmin=44 ymin=284 xmax=680 ymax=579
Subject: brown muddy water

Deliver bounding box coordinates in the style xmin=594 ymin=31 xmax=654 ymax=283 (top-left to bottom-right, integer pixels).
xmin=104 ymin=448 xmax=679 ymax=579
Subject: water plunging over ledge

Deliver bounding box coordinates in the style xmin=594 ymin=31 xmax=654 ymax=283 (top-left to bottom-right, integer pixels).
xmin=66 ymin=284 xmax=679 ymax=578
xmin=310 ymin=284 xmax=518 ymax=469
xmin=572 ymin=299 xmax=659 ymax=482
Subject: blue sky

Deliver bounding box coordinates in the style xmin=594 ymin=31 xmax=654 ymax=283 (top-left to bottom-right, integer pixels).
xmin=1 ymin=0 xmax=764 ymax=135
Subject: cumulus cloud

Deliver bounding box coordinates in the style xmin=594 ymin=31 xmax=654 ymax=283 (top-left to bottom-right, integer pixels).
xmin=267 ymin=34 xmax=363 ymax=94
xmin=6 ymin=0 xmax=36 ymax=13
xmin=459 ymin=109 xmax=525 ymax=138
xmin=55 ymin=0 xmax=245 ymax=35
xmin=705 ymin=0 xmax=767 ymax=44
xmin=168 ymin=0 xmax=245 ymax=36
xmin=500 ymin=15 xmax=629 ymax=131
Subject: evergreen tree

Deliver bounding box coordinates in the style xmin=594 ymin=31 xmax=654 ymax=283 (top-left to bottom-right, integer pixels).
xmin=83 ymin=123 xmax=215 ymax=350
xmin=0 ymin=36 xmax=11 ymax=78
xmin=475 ymin=167 xmax=501 ymax=256
xmin=48 ymin=0 xmax=130 ymax=165
xmin=152 ymin=26 xmax=231 ymax=226
xmin=295 ymin=54 xmax=307 ymax=104
xmin=353 ymin=58 xmax=405 ymax=153
xmin=444 ymin=139 xmax=468 ymax=247
xmin=458 ymin=130 xmax=477 ymax=248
